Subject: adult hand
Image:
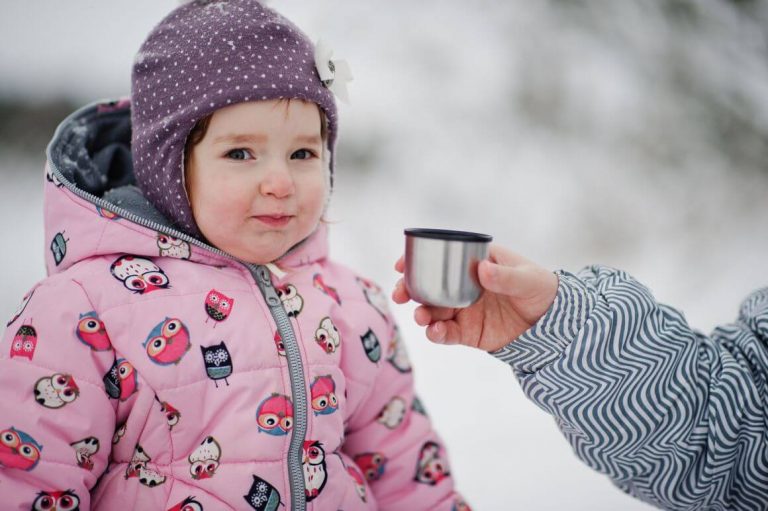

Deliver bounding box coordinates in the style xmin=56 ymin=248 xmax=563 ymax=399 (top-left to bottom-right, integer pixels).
xmin=392 ymin=244 xmax=559 ymax=352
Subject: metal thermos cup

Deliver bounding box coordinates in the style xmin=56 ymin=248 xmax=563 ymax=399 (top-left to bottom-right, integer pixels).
xmin=404 ymin=228 xmax=492 ymax=308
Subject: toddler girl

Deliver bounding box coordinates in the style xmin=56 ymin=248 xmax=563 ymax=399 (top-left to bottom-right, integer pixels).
xmin=0 ymin=1 xmax=468 ymax=509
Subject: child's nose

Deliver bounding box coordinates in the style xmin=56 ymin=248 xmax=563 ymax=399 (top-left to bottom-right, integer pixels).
xmin=259 ymin=163 xmax=295 ymax=198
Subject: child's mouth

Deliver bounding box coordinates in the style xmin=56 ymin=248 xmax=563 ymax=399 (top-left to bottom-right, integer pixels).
xmin=254 ymin=215 xmax=293 ymax=227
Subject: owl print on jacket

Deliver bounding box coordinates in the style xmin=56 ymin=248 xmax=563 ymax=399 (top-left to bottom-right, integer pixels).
xmin=0 ymin=426 xmax=42 ymax=471
xmin=310 ymin=376 xmax=338 ymax=416
xmin=167 ymin=496 xmax=204 ymax=511
xmin=112 ymin=423 xmax=126 ymax=445
xmin=346 ymin=463 xmax=367 ymax=503
xmin=158 ymin=400 xmax=181 ymax=430
xmin=387 ymin=327 xmax=412 ymax=373
xmin=360 ymin=329 xmax=381 ymax=363
xmin=200 ymin=342 xmax=233 ymax=387
xmin=354 ymin=452 xmax=387 ymax=483
xmin=314 ymin=317 xmax=340 ymax=354
xmin=34 ymin=374 xmax=80 ymax=409
xmin=312 ymin=274 xmax=341 ymax=305
xmin=6 ymin=288 xmax=34 ymax=327
xmin=302 ymin=441 xmax=327 ymax=502
xmin=273 ymin=331 xmax=286 ymax=357
xmin=103 ymin=358 xmax=138 ymax=401
xmin=157 ymin=233 xmax=191 ymax=259
xmin=205 ymin=290 xmax=234 ymax=324
xmin=144 ymin=318 xmax=191 ymax=365
xmin=414 ymin=441 xmax=450 ymax=486
xmin=31 ymin=490 xmax=80 ymax=511
xmin=10 ymin=323 xmax=37 ymax=360
xmin=356 ymin=277 xmax=389 ymax=321
xmin=70 ymin=436 xmax=100 ymax=471
xmin=126 ymin=444 xmax=167 ymax=487
xmin=50 ymin=232 xmax=69 ymax=266
xmin=110 ymin=255 xmax=170 ymax=294
xmin=377 ymin=396 xmax=407 ymax=429
xmin=188 ymin=436 xmax=221 ymax=480
xmin=256 ymin=394 xmax=293 ymax=436
xmin=275 ymin=284 xmax=303 ymax=317
xmin=76 ymin=312 xmax=112 ymax=351
xmin=243 ymin=475 xmax=282 ymax=511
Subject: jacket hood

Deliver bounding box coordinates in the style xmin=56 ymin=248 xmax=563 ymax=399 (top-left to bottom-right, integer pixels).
xmin=43 ymin=99 xmax=329 ymax=277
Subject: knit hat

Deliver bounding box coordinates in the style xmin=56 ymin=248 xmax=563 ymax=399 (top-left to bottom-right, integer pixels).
xmin=131 ymin=0 xmax=343 ymax=237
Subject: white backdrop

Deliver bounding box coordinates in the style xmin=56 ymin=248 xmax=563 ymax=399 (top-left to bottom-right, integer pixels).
xmin=2 ymin=1 xmax=768 ymax=509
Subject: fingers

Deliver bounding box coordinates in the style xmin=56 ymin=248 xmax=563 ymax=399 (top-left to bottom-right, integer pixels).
xmin=425 ymin=320 xmax=463 ymax=345
xmin=413 ymin=304 xmax=456 ymax=326
xmin=392 ymin=278 xmax=410 ymax=304
xmin=478 ymin=258 xmax=552 ymax=300
xmin=394 ymin=256 xmax=404 ymax=274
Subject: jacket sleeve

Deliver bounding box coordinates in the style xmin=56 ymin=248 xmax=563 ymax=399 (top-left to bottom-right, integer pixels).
xmin=338 ymin=296 xmax=467 ymax=510
xmin=0 ymin=277 xmax=118 ymax=510
xmin=492 ymin=266 xmax=768 ymax=509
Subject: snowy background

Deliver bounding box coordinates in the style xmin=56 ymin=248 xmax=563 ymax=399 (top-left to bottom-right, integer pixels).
xmin=2 ymin=1 xmax=768 ymax=509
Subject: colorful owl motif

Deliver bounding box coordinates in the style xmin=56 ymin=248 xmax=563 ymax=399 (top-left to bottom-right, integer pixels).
xmin=45 ymin=165 xmax=64 ymax=187
xmin=387 ymin=327 xmax=412 ymax=373
xmin=110 ymin=255 xmax=170 ymax=294
xmin=310 ymin=375 xmax=338 ymax=416
xmin=205 ymin=290 xmax=234 ymax=324
xmin=167 ymin=496 xmax=203 ymax=511
xmin=0 ymin=426 xmax=42 ymax=471
xmin=256 ymin=394 xmax=293 ymax=436
xmin=157 ymin=233 xmax=191 ymax=259
xmin=31 ymin=490 xmax=80 ymax=511
xmin=412 ymin=396 xmax=428 ymax=416
xmin=200 ymin=342 xmax=233 ymax=387
xmin=312 ymin=274 xmax=341 ymax=305
xmin=314 ymin=317 xmax=340 ymax=354
xmin=273 ymin=331 xmax=286 ymax=357
xmin=360 ymin=329 xmax=381 ymax=363
xmin=243 ymin=475 xmax=282 ymax=511
xmin=126 ymin=444 xmax=167 ymax=487
xmin=70 ymin=436 xmax=100 ymax=471
xmin=347 ymin=463 xmax=367 ymax=503
xmin=354 ymin=452 xmax=387 ymax=483
xmin=112 ymin=423 xmax=127 ymax=445
xmin=159 ymin=400 xmax=181 ymax=430
xmin=50 ymin=232 xmax=69 ymax=266
xmin=10 ymin=323 xmax=37 ymax=360
xmin=97 ymin=206 xmax=119 ymax=220
xmin=188 ymin=436 xmax=221 ymax=480
xmin=452 ymin=496 xmax=473 ymax=511
xmin=103 ymin=358 xmax=138 ymax=401
xmin=377 ymin=396 xmax=407 ymax=429
xmin=303 ymin=440 xmax=327 ymax=502
xmin=34 ymin=373 xmax=80 ymax=409
xmin=276 ymin=284 xmax=303 ymax=317
xmin=356 ymin=277 xmax=389 ymax=321
xmin=144 ymin=317 xmax=191 ymax=365
xmin=414 ymin=441 xmax=450 ymax=486
xmin=76 ymin=312 xmax=112 ymax=351
xmin=6 ymin=288 xmax=34 ymax=327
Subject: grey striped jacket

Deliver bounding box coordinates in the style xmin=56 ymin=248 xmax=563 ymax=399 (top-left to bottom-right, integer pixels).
xmin=493 ymin=266 xmax=768 ymax=510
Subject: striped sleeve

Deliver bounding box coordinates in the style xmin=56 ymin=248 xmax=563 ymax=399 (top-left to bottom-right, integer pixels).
xmin=492 ymin=266 xmax=768 ymax=510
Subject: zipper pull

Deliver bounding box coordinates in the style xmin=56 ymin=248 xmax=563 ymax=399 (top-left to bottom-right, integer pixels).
xmin=256 ymin=266 xmax=281 ymax=307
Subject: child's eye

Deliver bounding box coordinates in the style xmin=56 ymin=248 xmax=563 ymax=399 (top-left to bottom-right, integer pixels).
xmin=290 ymin=149 xmax=315 ymax=160
xmin=226 ymin=148 xmax=252 ymax=160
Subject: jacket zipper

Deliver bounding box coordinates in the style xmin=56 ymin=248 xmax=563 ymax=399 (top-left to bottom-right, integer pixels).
xmin=46 ymin=101 xmax=308 ymax=510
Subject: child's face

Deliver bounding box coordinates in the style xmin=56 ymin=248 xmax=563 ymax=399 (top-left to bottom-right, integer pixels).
xmin=185 ymin=99 xmax=327 ymax=264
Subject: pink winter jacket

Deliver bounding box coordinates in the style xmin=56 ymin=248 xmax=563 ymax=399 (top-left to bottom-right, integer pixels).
xmin=0 ymin=101 xmax=469 ymax=510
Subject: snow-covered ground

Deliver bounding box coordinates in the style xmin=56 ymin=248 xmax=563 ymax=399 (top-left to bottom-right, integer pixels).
xmin=2 ymin=1 xmax=768 ymax=509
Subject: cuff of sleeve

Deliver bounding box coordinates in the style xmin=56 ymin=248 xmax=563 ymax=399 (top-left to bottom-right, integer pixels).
xmin=490 ymin=270 xmax=598 ymax=374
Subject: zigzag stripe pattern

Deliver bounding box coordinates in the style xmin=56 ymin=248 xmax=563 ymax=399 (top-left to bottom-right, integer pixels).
xmin=494 ymin=266 xmax=768 ymax=510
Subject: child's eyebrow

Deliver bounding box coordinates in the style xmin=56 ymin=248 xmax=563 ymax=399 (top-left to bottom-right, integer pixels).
xmin=294 ymin=134 xmax=322 ymax=146
xmin=212 ymin=133 xmax=268 ymax=145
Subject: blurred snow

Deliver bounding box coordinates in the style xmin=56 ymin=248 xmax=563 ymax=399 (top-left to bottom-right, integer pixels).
xmin=3 ymin=1 xmax=768 ymax=509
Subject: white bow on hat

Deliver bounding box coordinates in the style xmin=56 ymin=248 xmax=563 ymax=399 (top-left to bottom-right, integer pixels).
xmin=314 ymin=40 xmax=353 ymax=104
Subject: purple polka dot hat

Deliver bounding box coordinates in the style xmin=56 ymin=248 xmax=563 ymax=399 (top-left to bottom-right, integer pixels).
xmin=131 ymin=0 xmax=339 ymax=237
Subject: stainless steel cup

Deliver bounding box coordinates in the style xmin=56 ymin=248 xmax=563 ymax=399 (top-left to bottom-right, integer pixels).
xmin=404 ymin=228 xmax=492 ymax=308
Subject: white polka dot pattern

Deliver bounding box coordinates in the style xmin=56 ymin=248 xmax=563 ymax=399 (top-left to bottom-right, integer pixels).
xmin=130 ymin=0 xmax=339 ymax=236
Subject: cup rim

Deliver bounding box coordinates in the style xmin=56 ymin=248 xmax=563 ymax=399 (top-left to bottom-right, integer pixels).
xmin=404 ymin=228 xmax=492 ymax=242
